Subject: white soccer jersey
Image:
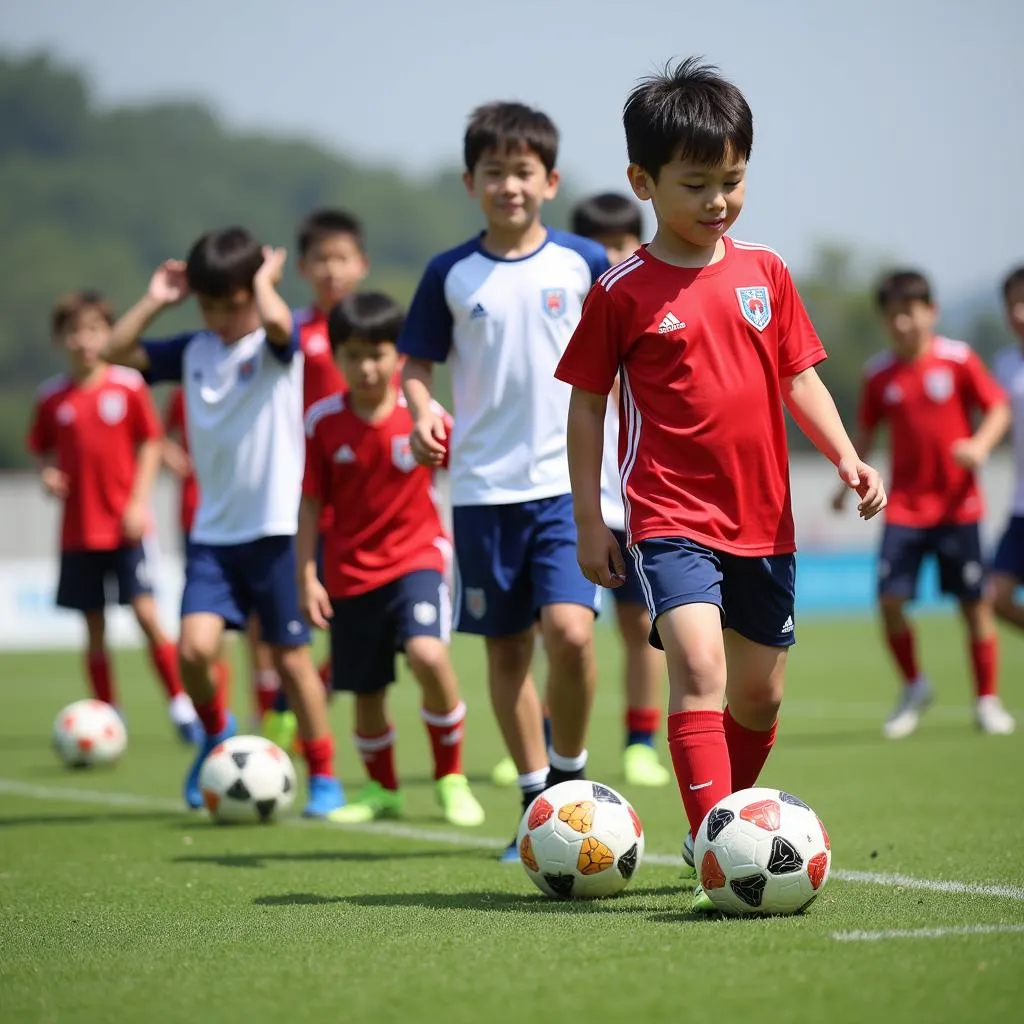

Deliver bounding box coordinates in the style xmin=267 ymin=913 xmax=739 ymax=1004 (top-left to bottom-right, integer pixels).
xmin=994 ymin=345 xmax=1024 ymax=514
xmin=143 ymin=327 xmax=305 ymax=544
xmin=399 ymin=230 xmax=609 ymax=506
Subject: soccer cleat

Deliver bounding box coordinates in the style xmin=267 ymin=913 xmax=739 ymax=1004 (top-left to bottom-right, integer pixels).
xmin=436 ymin=773 xmax=486 ymax=827
xmin=882 ymin=677 xmax=933 ymax=739
xmin=327 ymin=781 xmax=402 ymax=823
xmin=499 ymin=838 xmax=521 ymax=864
xmin=169 ymin=693 xmax=202 ymax=744
xmin=302 ymin=775 xmax=345 ymax=818
xmin=623 ymin=743 xmax=671 ymax=787
xmin=691 ymin=883 xmax=716 ymax=914
xmin=184 ymin=712 xmax=237 ymax=809
xmin=176 ymin=718 xmax=204 ymax=745
xmin=490 ymin=755 xmax=518 ymax=788
xmin=975 ymin=695 xmax=1016 ymax=735
xmin=681 ymin=831 xmax=696 ymax=878
xmin=261 ymin=709 xmax=299 ymax=753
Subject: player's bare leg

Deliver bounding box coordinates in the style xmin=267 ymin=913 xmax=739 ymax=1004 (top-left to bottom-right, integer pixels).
xmin=879 ymin=594 xmax=932 ymax=739
xmin=958 ymin=596 xmax=1014 ymax=734
xmin=82 ymin=609 xmax=115 ymax=707
xmin=992 ymin=572 xmax=1024 ymax=630
xmin=538 ymin=602 xmax=596 ymax=785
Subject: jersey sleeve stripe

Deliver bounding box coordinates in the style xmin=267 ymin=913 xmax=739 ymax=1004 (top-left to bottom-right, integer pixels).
xmin=731 ymin=239 xmax=788 ymax=267
xmin=600 ymin=254 xmax=644 ymax=292
xmin=35 ymin=373 xmax=69 ymax=399
xmin=304 ymin=392 xmax=344 ymax=437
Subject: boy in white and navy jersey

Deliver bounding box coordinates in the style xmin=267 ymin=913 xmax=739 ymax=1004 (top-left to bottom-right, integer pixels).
xmin=104 ymin=228 xmax=344 ymax=815
xmin=399 ymin=102 xmax=609 ymax=861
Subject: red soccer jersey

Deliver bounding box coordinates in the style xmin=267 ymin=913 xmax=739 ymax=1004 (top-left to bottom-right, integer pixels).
xmin=858 ymin=336 xmax=1005 ymax=528
xmin=297 ymin=306 xmax=346 ymax=411
xmin=303 ymin=392 xmax=452 ymax=597
xmin=164 ymin=386 xmax=199 ymax=534
xmin=27 ymin=366 xmax=162 ymax=551
xmin=555 ymin=238 xmax=827 ymax=556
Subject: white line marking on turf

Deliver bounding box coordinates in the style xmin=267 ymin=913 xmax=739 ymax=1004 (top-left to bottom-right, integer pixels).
xmin=2 ymin=777 xmax=1024 ymax=903
xmin=832 ymin=924 xmax=1024 ymax=942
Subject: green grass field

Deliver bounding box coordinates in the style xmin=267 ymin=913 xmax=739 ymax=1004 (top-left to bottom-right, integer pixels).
xmin=2 ymin=615 xmax=1023 ymax=1024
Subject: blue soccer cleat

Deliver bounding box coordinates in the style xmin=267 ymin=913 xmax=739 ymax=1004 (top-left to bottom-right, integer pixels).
xmin=176 ymin=718 xmax=204 ymax=746
xmin=184 ymin=712 xmax=236 ymax=810
xmin=499 ymin=837 xmax=521 ymax=864
xmin=303 ymin=775 xmax=346 ymax=818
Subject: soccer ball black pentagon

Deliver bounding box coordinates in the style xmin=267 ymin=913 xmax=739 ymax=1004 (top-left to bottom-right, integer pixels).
xmin=198 ymin=735 xmax=296 ymax=824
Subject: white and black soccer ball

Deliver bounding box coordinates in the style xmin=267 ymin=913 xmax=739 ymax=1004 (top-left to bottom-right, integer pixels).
xmin=694 ymin=786 xmax=831 ymax=916
xmin=517 ymin=779 xmax=645 ymax=899
xmin=52 ymin=699 xmax=127 ymax=768
xmin=199 ymin=735 xmax=296 ymax=824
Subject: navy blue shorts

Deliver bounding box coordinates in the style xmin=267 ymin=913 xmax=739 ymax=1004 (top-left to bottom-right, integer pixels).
xmin=182 ymin=535 xmax=310 ymax=646
xmin=992 ymin=516 xmax=1024 ymax=580
xmin=452 ymin=495 xmax=601 ymax=637
xmin=56 ymin=544 xmax=154 ymax=612
xmin=878 ymin=522 xmax=984 ymax=601
xmin=610 ymin=529 xmax=646 ymax=607
xmin=632 ymin=536 xmax=796 ymax=649
xmin=329 ymin=570 xmax=450 ymax=694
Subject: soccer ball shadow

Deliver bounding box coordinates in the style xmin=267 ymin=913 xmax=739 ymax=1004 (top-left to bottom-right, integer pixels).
xmin=171 ymin=847 xmax=481 ymax=870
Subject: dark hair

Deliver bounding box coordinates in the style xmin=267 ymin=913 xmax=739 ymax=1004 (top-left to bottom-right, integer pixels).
xmin=1003 ymin=266 xmax=1024 ymax=300
xmin=571 ymin=193 xmax=643 ymax=241
xmin=875 ymin=270 xmax=933 ymax=310
xmin=464 ymin=101 xmax=559 ymax=173
xmin=52 ymin=290 xmax=114 ymax=336
xmin=296 ymin=208 xmax=365 ymax=258
xmin=328 ymin=292 xmax=405 ymax=351
xmin=623 ymin=57 xmax=753 ymax=179
xmin=185 ymin=227 xmax=264 ymax=297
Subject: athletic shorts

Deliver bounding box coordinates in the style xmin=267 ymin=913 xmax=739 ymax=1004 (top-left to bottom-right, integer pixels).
xmin=877 ymin=522 xmax=984 ymax=601
xmin=56 ymin=544 xmax=154 ymax=612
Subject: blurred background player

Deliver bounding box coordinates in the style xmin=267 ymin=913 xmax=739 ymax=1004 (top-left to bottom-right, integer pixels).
xmin=834 ymin=269 xmax=1014 ymax=737
xmin=400 ymin=102 xmax=609 ymax=861
xmin=104 ymin=228 xmax=344 ymax=815
xmin=298 ymin=291 xmax=484 ymax=826
xmin=259 ymin=208 xmax=370 ymax=750
xmin=28 ymin=291 xmax=199 ymax=741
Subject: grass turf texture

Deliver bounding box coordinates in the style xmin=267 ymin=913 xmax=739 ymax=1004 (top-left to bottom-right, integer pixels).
xmin=1 ymin=615 xmax=1023 ymax=1024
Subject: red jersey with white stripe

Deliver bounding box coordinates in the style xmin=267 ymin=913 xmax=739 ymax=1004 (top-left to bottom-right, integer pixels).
xmin=858 ymin=337 xmax=1005 ymax=527
xmin=27 ymin=366 xmax=162 ymax=551
xmin=164 ymin=386 xmax=199 ymax=534
xmin=303 ymin=392 xmax=451 ymax=597
xmin=555 ymin=238 xmax=826 ymax=556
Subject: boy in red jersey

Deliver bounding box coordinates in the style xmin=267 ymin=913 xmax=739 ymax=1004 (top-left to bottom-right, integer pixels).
xmin=833 ymin=270 xmax=1013 ymax=737
xmin=28 ymin=291 xmax=199 ymax=741
xmin=298 ymin=292 xmax=485 ymax=826
xmin=555 ymin=58 xmax=886 ymax=912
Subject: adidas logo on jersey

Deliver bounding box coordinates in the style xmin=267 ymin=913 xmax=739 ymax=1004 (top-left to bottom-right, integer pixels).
xmin=470 ymin=303 xmax=488 ymax=319
xmin=333 ymin=444 xmax=356 ymax=464
xmin=657 ymin=312 xmax=686 ymax=334
xmin=781 ymin=615 xmax=794 ymax=634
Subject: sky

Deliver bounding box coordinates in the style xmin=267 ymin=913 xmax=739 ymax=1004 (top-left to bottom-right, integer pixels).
xmin=2 ymin=0 xmax=1022 ymax=300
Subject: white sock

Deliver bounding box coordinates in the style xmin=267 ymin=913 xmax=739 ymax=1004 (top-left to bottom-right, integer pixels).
xmin=169 ymin=692 xmax=198 ymax=725
xmin=518 ymin=768 xmax=547 ymax=796
xmin=549 ymin=749 xmax=588 ymax=773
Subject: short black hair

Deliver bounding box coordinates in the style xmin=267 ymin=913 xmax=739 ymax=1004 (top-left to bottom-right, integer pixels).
xmin=571 ymin=193 xmax=643 ymax=241
xmin=1003 ymin=266 xmax=1024 ymax=300
xmin=51 ymin=290 xmax=114 ymax=336
xmin=875 ymin=270 xmax=933 ymax=310
xmin=296 ymin=208 xmax=365 ymax=258
xmin=623 ymin=57 xmax=753 ymax=179
xmin=328 ymin=292 xmax=405 ymax=351
xmin=464 ymin=101 xmax=558 ymax=174
xmin=185 ymin=227 xmax=264 ymax=297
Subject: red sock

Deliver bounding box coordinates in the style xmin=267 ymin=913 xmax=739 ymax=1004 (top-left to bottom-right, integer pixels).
xmin=969 ymin=636 xmax=998 ymax=698
xmin=626 ymin=706 xmax=661 ymax=746
xmin=194 ymin=691 xmax=227 ymax=737
xmin=421 ymin=702 xmax=465 ymax=779
xmin=355 ymin=728 xmax=398 ymax=790
xmin=886 ymin=628 xmax=919 ymax=684
xmin=211 ymin=659 xmax=232 ymax=704
xmin=667 ymin=710 xmax=732 ymax=838
xmin=85 ymin=652 xmax=115 ymax=705
xmin=253 ymin=669 xmax=280 ymax=716
xmin=148 ymin=641 xmax=184 ymax=699
xmin=301 ymin=735 xmax=336 ymax=780
xmin=723 ymin=705 xmax=777 ymax=791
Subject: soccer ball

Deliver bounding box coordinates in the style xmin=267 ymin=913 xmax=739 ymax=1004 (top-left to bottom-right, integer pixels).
xmin=198 ymin=735 xmax=297 ymax=824
xmin=694 ymin=786 xmax=831 ymax=916
xmin=516 ymin=780 xmax=645 ymax=899
xmin=52 ymin=699 xmax=127 ymax=768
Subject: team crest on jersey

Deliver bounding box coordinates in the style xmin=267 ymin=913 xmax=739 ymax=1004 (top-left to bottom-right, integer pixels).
xmin=465 ymin=588 xmax=487 ymax=620
xmin=56 ymin=402 xmax=76 ymax=425
xmin=924 ymin=367 xmax=954 ymax=403
xmin=736 ymin=286 xmax=772 ymax=332
xmin=391 ymin=435 xmax=416 ymax=473
xmin=541 ymin=288 xmax=567 ymax=319
xmin=237 ymin=356 xmax=258 ymax=384
xmin=305 ymin=333 xmax=328 ymax=356
xmin=883 ymin=382 xmax=903 ymax=405
xmin=97 ymin=390 xmax=127 ymax=425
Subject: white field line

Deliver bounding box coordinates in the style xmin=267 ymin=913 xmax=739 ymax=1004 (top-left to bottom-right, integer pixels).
xmin=832 ymin=924 xmax=1024 ymax=942
xmin=2 ymin=777 xmax=1024 ymax=903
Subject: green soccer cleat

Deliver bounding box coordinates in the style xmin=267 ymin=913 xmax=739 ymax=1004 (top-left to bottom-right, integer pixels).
xmin=490 ymin=756 xmax=518 ymax=788
xmin=327 ymin=781 xmax=403 ymax=823
xmin=623 ymin=743 xmax=671 ymax=787
xmin=436 ymin=773 xmax=486 ymax=827
xmin=261 ymin=709 xmax=298 ymax=754
xmin=692 ymin=884 xmax=716 ymax=914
